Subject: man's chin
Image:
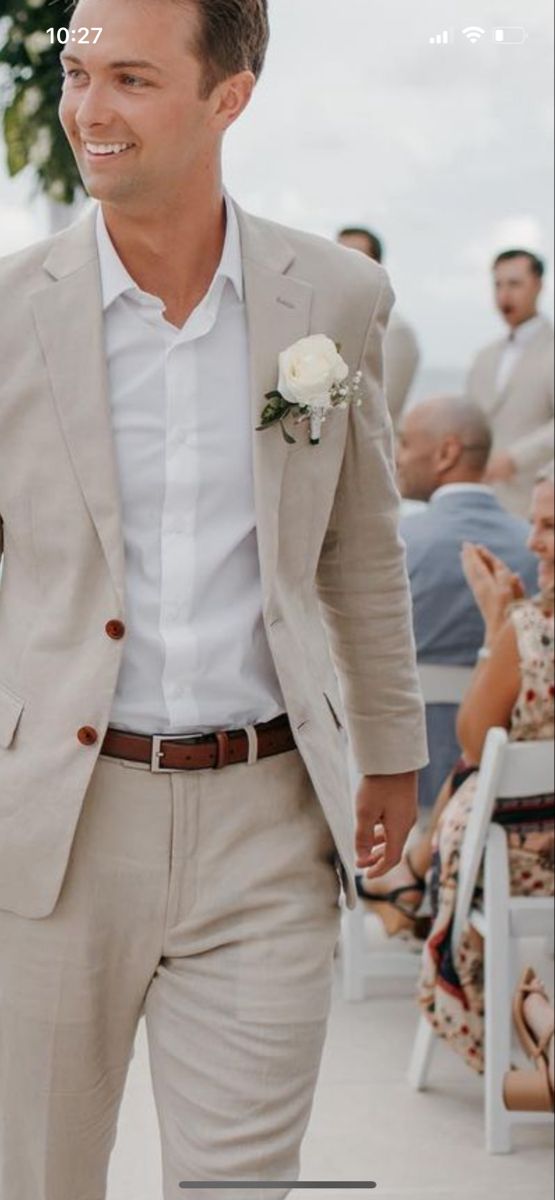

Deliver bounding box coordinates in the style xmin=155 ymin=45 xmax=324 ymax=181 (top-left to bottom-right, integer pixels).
xmin=80 ymin=172 xmax=136 ymax=204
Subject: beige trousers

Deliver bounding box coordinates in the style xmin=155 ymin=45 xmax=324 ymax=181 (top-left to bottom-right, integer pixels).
xmin=0 ymin=748 xmax=341 ymax=1200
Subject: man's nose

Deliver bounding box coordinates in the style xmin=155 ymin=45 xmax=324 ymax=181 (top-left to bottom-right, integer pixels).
xmin=75 ymin=84 xmax=116 ymax=127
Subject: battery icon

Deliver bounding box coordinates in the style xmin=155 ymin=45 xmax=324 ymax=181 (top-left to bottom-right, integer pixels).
xmin=494 ymin=27 xmax=528 ymax=43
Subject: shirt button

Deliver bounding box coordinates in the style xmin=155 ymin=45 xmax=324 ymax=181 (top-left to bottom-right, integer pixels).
xmin=78 ymin=727 xmax=98 ymax=746
xmin=105 ymin=620 xmax=126 ymax=640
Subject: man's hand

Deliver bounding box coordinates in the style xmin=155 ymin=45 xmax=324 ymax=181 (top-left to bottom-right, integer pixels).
xmin=484 ymin=451 xmax=516 ymax=484
xmin=355 ymin=772 xmax=418 ymax=879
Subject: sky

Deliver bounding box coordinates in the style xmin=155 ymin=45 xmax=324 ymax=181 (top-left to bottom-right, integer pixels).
xmin=0 ymin=0 xmax=553 ymax=371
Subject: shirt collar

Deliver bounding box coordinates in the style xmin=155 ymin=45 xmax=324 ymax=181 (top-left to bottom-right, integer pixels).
xmin=95 ymin=192 xmax=244 ymax=314
xmin=431 ymin=483 xmax=496 ymax=503
xmin=508 ymin=314 xmax=545 ymax=346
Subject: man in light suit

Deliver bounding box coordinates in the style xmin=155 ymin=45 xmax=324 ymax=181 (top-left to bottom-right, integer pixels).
xmin=397 ymin=397 xmax=537 ymax=810
xmin=0 ymin=1 xmax=427 ymax=1197
xmin=337 ymin=227 xmax=421 ymax=426
xmin=468 ymin=249 xmax=554 ymax=518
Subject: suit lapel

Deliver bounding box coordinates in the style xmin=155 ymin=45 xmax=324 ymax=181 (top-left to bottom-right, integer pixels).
xmin=503 ymin=322 xmax=552 ymax=397
xmin=484 ymin=321 xmax=552 ymax=420
xmin=31 ymin=209 xmax=126 ymax=607
xmin=479 ymin=343 xmax=506 ymax=417
xmin=236 ymin=207 xmax=313 ymax=594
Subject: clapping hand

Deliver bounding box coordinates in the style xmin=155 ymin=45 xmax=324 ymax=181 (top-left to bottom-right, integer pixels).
xmin=461 ymin=543 xmax=527 ymax=642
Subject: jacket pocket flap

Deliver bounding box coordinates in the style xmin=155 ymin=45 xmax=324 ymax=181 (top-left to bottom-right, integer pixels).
xmin=0 ymin=684 xmax=24 ymax=749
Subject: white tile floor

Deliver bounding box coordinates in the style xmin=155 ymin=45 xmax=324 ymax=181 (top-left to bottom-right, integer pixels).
xmin=107 ymin=917 xmax=554 ymax=1200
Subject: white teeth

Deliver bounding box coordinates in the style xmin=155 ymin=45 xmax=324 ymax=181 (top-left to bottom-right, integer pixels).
xmin=85 ymin=142 xmax=133 ymax=156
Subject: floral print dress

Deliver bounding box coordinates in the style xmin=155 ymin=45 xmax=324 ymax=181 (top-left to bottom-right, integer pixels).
xmin=417 ymin=600 xmax=555 ymax=1074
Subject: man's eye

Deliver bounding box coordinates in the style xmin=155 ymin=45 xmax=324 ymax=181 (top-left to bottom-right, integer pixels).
xmin=120 ymin=75 xmax=148 ymax=87
xmin=62 ymin=69 xmax=84 ymax=80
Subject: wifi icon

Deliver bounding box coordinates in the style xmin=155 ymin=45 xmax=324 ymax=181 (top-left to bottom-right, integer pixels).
xmin=462 ymin=26 xmax=486 ymax=43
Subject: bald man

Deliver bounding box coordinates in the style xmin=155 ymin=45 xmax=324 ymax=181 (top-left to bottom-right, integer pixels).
xmin=397 ymin=397 xmax=537 ymax=807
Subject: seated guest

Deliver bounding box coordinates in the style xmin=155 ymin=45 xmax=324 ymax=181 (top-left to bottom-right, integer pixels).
xmin=359 ymin=468 xmax=555 ymax=1109
xmin=396 ymin=397 xmax=537 ymax=811
xmin=337 ymin=226 xmax=420 ymax=426
xmin=417 ymin=468 xmax=554 ymax=1101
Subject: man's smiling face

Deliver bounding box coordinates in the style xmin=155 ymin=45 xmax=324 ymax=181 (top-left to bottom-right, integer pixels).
xmin=59 ymin=0 xmax=216 ymax=208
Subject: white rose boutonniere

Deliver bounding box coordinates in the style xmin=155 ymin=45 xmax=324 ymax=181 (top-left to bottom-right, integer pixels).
xmin=257 ymin=335 xmax=363 ymax=446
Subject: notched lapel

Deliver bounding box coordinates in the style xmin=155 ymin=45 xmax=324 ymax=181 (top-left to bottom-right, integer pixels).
xmin=31 ymin=224 xmax=126 ymax=607
xmin=239 ymin=214 xmax=313 ymax=595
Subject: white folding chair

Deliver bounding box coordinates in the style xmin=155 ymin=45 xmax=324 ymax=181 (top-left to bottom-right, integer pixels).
xmin=341 ymin=666 xmax=474 ymax=1002
xmin=408 ymin=728 xmax=555 ymax=1153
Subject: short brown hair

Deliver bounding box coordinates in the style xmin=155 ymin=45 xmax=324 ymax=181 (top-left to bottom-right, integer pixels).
xmin=493 ymin=249 xmax=545 ymax=279
xmin=186 ymin=0 xmax=270 ymax=96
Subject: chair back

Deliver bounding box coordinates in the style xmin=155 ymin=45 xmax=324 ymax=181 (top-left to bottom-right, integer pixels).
xmin=418 ymin=664 xmax=475 ymax=705
xmin=452 ymin=729 xmax=555 ymax=949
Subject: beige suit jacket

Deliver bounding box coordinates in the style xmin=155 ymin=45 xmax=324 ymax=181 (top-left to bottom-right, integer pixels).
xmin=467 ymin=318 xmax=554 ymax=517
xmin=0 ymin=205 xmax=427 ymax=919
xmin=384 ymin=310 xmax=421 ymax=427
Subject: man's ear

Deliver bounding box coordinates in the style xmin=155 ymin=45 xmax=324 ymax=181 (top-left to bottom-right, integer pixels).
xmin=437 ymin=434 xmax=460 ymax=474
xmin=212 ymin=71 xmax=256 ymax=131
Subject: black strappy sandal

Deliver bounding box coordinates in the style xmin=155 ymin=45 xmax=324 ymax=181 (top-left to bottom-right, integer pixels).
xmin=355 ymin=855 xmax=431 ymax=939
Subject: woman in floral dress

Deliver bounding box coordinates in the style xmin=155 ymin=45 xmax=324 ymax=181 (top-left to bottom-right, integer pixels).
xmin=417 ymin=470 xmax=554 ymax=1079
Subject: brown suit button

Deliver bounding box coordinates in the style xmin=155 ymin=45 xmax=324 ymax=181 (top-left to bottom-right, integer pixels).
xmin=78 ymin=727 xmax=98 ymax=746
xmin=105 ymin=620 xmax=126 ymax=640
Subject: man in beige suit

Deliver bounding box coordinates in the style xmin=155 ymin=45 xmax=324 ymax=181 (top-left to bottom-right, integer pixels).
xmin=338 ymin=227 xmax=421 ymax=426
xmin=467 ymin=249 xmax=554 ymax=517
xmin=0 ymin=1 xmax=427 ymax=1196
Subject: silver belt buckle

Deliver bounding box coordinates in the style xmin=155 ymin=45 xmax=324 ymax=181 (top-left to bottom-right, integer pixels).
xmin=150 ymin=733 xmax=199 ymax=773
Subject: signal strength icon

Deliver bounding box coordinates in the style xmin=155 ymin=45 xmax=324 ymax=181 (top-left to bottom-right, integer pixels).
xmin=462 ymin=26 xmax=486 ymax=43
xmin=429 ymin=30 xmax=450 ymax=44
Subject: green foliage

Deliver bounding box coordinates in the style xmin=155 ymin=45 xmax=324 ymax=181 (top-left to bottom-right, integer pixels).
xmin=0 ymin=0 xmax=82 ymax=203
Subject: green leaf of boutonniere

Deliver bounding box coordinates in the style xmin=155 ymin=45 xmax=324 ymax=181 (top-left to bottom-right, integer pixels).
xmin=257 ymin=392 xmax=293 ymax=429
xmin=280 ymin=421 xmax=297 ymax=444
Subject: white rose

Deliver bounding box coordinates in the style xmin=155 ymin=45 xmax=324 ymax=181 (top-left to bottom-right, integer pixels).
xmin=24 ymin=31 xmax=52 ymax=58
xmin=20 ymin=86 xmax=43 ymax=117
xmin=48 ymin=179 xmax=66 ymax=202
xmin=278 ymin=335 xmax=349 ymax=410
xmin=28 ymin=125 xmax=52 ymax=167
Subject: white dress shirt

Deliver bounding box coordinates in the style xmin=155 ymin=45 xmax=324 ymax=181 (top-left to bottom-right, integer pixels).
xmin=495 ymin=314 xmax=545 ymax=395
xmin=96 ymin=199 xmax=285 ymax=735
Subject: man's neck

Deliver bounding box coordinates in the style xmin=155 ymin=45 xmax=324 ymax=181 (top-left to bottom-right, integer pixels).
xmin=435 ymin=473 xmax=487 ymax=490
xmin=100 ymin=179 xmax=227 ymax=327
xmin=508 ymin=311 xmax=541 ymax=333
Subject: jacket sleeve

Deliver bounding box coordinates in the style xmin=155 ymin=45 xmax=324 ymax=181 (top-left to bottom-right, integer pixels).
xmin=466 ymin=354 xmax=481 ymax=403
xmin=316 ymin=273 xmax=428 ymax=776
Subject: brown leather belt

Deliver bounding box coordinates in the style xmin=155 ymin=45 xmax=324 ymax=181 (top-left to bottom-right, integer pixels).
xmin=100 ymin=714 xmax=296 ymax=773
